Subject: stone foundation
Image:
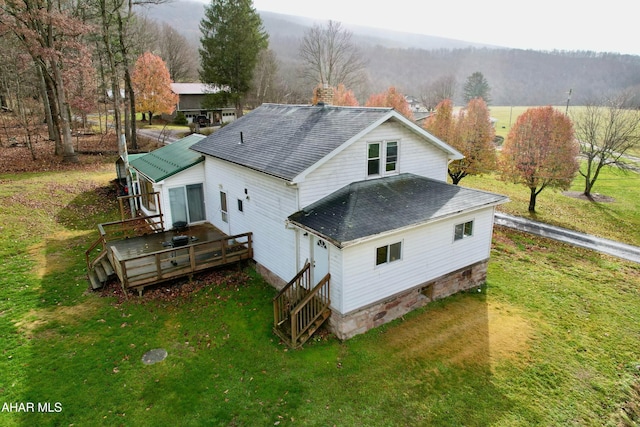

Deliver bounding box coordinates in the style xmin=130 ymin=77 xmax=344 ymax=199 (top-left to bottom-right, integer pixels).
xmin=255 ymin=262 xmax=288 ymax=290
xmin=329 ymin=259 xmax=489 ymax=340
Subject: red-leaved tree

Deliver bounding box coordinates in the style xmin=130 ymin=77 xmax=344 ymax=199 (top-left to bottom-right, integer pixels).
xmin=365 ymin=86 xmax=413 ymax=120
xmin=131 ymin=52 xmax=178 ymax=125
xmin=500 ymin=106 xmax=579 ymax=212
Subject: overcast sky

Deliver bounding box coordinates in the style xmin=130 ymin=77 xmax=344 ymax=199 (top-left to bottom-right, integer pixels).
xmin=250 ymin=0 xmax=638 ymax=56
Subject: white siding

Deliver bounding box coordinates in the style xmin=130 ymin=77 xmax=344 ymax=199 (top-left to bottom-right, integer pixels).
xmin=339 ymin=207 xmax=496 ymax=314
xmin=299 ymin=121 xmax=450 ymax=207
xmin=203 ymin=159 xmax=299 ymax=282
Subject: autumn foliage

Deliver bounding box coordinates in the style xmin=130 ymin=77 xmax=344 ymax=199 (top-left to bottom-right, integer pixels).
xmin=500 ymin=106 xmax=579 ymax=212
xmin=365 ymin=86 xmax=413 ymax=120
xmin=424 ymin=98 xmax=496 ymax=184
xmin=131 ymin=52 xmax=179 ymax=124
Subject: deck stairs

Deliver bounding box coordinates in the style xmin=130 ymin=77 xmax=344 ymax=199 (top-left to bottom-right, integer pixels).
xmin=273 ymin=262 xmax=331 ymax=348
xmin=87 ymin=250 xmax=115 ymax=290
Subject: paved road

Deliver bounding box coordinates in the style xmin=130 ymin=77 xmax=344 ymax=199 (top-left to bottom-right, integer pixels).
xmin=137 ymin=128 xmax=181 ymax=144
xmin=495 ymin=212 xmax=640 ymax=264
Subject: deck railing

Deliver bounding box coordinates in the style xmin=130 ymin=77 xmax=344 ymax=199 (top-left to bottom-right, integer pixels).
xmin=98 ymin=215 xmax=163 ymax=242
xmin=112 ymin=232 xmax=253 ymax=293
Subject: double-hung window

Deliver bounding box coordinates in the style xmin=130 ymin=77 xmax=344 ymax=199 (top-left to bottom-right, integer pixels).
xmin=367 ymin=141 xmax=399 ymax=177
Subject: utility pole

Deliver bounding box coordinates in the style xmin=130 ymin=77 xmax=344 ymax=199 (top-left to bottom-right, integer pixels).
xmin=565 ymin=89 xmax=572 ymax=114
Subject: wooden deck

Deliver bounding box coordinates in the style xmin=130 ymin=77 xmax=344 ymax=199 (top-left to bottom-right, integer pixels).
xmin=87 ymin=222 xmax=252 ymax=294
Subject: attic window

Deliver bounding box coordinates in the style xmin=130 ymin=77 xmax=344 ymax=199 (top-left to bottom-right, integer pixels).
xmin=367 ymin=141 xmax=399 ymax=177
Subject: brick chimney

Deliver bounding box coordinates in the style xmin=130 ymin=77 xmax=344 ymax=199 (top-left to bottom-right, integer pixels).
xmin=316 ymin=84 xmax=334 ymax=106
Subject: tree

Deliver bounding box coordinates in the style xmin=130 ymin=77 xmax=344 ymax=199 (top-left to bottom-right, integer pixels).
xmin=421 ymin=75 xmax=456 ymax=111
xmin=500 ymin=106 xmax=579 ymax=212
xmin=299 ymin=20 xmax=367 ymax=89
xmin=311 ymin=83 xmax=359 ymax=106
xmin=424 ymin=98 xmax=496 ymax=185
xmin=199 ymin=0 xmax=268 ymax=117
xmin=365 ymin=87 xmax=413 ymax=120
xmin=158 ymin=22 xmax=198 ymax=82
xmin=463 ymin=71 xmax=491 ymax=104
xmin=572 ymin=94 xmax=640 ymax=197
xmin=131 ymin=52 xmax=178 ymax=125
xmin=0 ymin=0 xmax=87 ymax=162
xmin=423 ymin=98 xmax=455 ymax=148
xmin=245 ymin=48 xmax=279 ymax=108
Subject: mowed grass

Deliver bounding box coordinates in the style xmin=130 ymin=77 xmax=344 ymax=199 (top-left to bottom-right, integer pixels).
xmin=1 ymin=161 xmax=639 ymax=426
xmin=463 ymin=164 xmax=640 ymax=246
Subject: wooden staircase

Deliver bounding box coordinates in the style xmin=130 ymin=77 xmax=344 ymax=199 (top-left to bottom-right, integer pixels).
xmin=87 ymin=251 xmax=116 ymax=290
xmin=273 ymin=262 xmax=331 ymax=348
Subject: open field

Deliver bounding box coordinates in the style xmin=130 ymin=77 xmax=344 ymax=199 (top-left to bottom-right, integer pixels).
xmin=0 ymin=150 xmax=639 ymax=425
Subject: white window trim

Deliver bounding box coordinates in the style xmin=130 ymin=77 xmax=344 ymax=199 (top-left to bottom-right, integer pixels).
xmin=366 ymin=140 xmax=400 ymax=178
xmin=454 ymin=220 xmax=474 ymax=241
xmin=375 ymin=241 xmax=403 ymax=267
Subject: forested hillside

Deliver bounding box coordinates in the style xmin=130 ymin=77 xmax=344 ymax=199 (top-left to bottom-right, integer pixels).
xmin=141 ymin=1 xmax=640 ymax=105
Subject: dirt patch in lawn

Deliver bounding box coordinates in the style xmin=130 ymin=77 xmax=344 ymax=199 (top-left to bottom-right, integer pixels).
xmin=15 ymin=299 xmax=102 ymax=339
xmin=384 ymin=296 xmax=533 ymax=371
xmin=563 ymin=191 xmax=616 ymax=203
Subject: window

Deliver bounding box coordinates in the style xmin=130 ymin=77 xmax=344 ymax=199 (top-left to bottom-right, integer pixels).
xmin=367 ymin=143 xmax=380 ymax=176
xmin=139 ymin=177 xmax=156 ymax=211
xmin=220 ymin=191 xmax=228 ymax=223
xmin=169 ymin=184 xmax=206 ymax=225
xmin=454 ymin=220 xmax=474 ymax=241
xmin=376 ymin=242 xmax=402 ymax=266
xmin=367 ymin=141 xmax=399 ymax=176
xmin=386 ymin=141 xmax=398 ymax=172
xmin=237 ymin=198 xmax=243 ymax=212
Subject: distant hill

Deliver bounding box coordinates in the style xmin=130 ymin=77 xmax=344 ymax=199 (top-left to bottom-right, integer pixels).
xmin=137 ymin=1 xmax=640 ymax=106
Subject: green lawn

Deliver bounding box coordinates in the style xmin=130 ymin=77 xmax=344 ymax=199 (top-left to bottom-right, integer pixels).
xmin=1 ymin=162 xmax=639 ymax=426
xmin=462 ymin=164 xmax=640 ymax=246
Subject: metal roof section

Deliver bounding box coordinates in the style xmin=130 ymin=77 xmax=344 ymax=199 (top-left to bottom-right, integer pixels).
xmin=190 ymin=103 xmax=463 ymax=182
xmin=129 ymin=133 xmax=206 ymax=182
xmin=288 ymin=173 xmax=509 ymax=247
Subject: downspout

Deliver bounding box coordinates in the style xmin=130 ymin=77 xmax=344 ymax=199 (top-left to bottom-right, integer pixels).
xmin=122 ymin=133 xmax=136 ymax=216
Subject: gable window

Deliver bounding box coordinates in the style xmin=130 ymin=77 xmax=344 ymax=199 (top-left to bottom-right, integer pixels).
xmin=376 ymin=242 xmax=402 ymax=266
xmin=386 ymin=141 xmax=398 ymax=172
xmin=367 ymin=141 xmax=399 ymax=177
xmin=367 ymin=143 xmax=380 ymax=176
xmin=454 ymin=220 xmax=474 ymax=241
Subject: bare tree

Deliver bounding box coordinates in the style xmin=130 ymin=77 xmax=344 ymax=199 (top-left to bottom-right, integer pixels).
xmin=298 ymin=20 xmax=367 ymax=89
xmin=159 ymin=22 xmax=198 ymax=82
xmin=245 ymin=49 xmax=281 ymax=108
xmin=421 ymin=75 xmax=456 ymax=111
xmin=572 ymin=93 xmax=640 ymax=197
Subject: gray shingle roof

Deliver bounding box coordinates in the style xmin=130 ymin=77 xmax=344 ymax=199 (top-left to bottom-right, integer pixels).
xmin=190 ymin=103 xmax=461 ymax=181
xmin=288 ymin=173 xmax=508 ymax=247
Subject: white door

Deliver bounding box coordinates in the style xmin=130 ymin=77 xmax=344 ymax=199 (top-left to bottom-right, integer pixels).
xmin=312 ymin=237 xmax=329 ymax=285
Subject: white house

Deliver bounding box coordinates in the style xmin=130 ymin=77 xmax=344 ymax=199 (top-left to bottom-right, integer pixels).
xmin=129 ymin=133 xmax=207 ymax=230
xmin=190 ymin=98 xmax=508 ymax=340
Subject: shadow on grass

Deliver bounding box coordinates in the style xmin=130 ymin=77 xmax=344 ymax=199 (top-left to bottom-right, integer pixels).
xmin=18 ymin=231 xmax=516 ymax=425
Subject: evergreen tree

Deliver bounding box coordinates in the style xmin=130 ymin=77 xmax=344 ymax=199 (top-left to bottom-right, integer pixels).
xmin=199 ymin=0 xmax=268 ymax=117
xmin=463 ymin=71 xmax=491 ymax=104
